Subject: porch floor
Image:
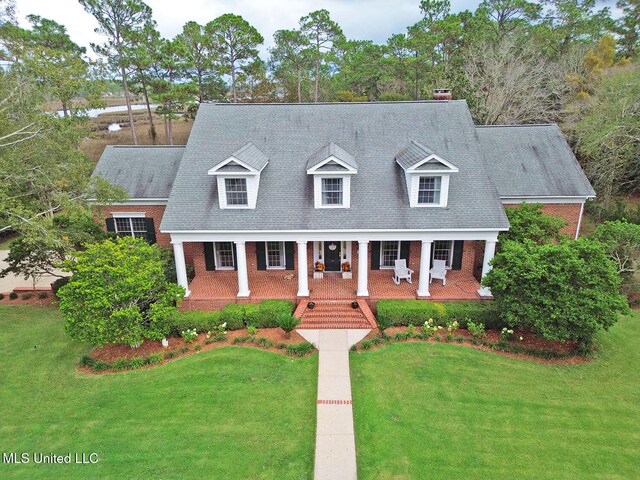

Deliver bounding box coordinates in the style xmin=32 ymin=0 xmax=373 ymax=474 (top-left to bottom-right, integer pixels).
xmin=183 ymin=268 xmax=482 ymax=310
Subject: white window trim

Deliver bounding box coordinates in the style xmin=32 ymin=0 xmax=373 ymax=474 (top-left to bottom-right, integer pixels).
xmin=216 ymin=175 xmax=259 ymax=209
xmin=432 ymin=240 xmax=454 ymax=268
xmin=112 ymin=215 xmax=148 ymax=239
xmin=417 ymin=176 xmax=442 ymax=205
xmin=265 ymin=241 xmax=286 ymax=270
xmin=112 ymin=212 xmax=145 ymax=218
xmin=214 ymin=242 xmax=235 ymax=270
xmin=224 ymin=178 xmax=249 ymax=207
xmin=313 ymin=175 xmax=351 ymax=209
xmin=380 ymin=240 xmax=401 ymax=269
xmin=409 ymin=174 xmax=450 ymax=208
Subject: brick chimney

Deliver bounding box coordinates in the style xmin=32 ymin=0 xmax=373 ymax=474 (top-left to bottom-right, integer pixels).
xmin=433 ymin=88 xmax=452 ymax=101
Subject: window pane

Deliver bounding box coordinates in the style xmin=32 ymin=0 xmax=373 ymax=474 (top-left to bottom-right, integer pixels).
xmin=380 ymin=241 xmax=399 ymax=268
xmin=418 ymin=176 xmax=441 ymax=204
xmin=114 ymin=218 xmax=132 ymax=236
xmin=225 ymin=178 xmax=248 ymax=205
xmin=216 ymin=242 xmax=234 ymax=268
xmin=322 ymin=178 xmax=343 ymax=205
xmin=266 ymin=241 xmax=283 ymax=268
xmin=433 ymin=240 xmax=452 ymax=267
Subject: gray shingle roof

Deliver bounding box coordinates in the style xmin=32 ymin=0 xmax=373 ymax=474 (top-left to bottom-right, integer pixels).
xmin=476 ymin=125 xmax=596 ymax=197
xmin=306 ymin=142 xmax=358 ymax=170
xmin=395 ymin=140 xmax=436 ymax=170
xmin=92 ymin=145 xmax=184 ymax=198
xmin=223 ymin=142 xmax=268 ymax=171
xmin=161 ymin=101 xmax=509 ymax=232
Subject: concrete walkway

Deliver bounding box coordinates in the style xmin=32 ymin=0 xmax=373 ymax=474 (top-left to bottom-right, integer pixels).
xmin=297 ymin=329 xmax=370 ymax=480
xmin=0 ymin=250 xmax=65 ymax=293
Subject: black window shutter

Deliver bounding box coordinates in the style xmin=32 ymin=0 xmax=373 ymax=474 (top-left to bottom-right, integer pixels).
xmin=370 ymin=241 xmax=380 ymax=270
xmin=285 ymin=242 xmax=295 ymax=270
xmin=203 ymin=242 xmax=215 ymax=271
xmin=256 ymin=242 xmax=267 ymax=270
xmin=452 ymin=241 xmax=464 ymax=270
xmin=400 ymin=241 xmax=410 ymax=263
xmin=232 ymin=243 xmax=238 ymax=271
xmin=144 ymin=218 xmax=156 ymax=244
xmin=105 ymin=217 xmax=115 ymax=233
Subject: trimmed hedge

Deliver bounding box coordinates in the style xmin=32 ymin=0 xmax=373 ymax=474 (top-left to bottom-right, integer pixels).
xmin=167 ymin=310 xmax=226 ymax=335
xmin=167 ymin=300 xmax=295 ymax=335
xmin=376 ymin=300 xmax=502 ymax=329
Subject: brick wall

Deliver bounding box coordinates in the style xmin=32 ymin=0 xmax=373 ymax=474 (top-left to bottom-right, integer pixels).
xmin=93 ymin=205 xmax=170 ymax=246
xmin=503 ymin=203 xmax=583 ymax=238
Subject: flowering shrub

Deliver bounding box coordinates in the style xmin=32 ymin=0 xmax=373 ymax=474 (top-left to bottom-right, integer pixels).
xmin=467 ymin=321 xmax=487 ymax=340
xmin=422 ymin=318 xmax=440 ymax=338
xmin=206 ymin=322 xmax=227 ymax=342
xmin=500 ymin=327 xmax=514 ymax=342
xmin=445 ymin=320 xmax=459 ymax=341
xmin=181 ymin=328 xmax=198 ymax=343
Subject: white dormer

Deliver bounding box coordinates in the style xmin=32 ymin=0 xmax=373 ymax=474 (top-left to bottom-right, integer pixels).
xmin=207 ymin=143 xmax=268 ymax=209
xmin=395 ymin=140 xmax=458 ymax=208
xmin=306 ymin=142 xmax=357 ymax=209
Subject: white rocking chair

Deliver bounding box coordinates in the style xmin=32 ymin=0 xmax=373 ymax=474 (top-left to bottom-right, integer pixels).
xmin=393 ymin=259 xmax=414 ymax=285
xmin=429 ymin=259 xmax=447 ymax=286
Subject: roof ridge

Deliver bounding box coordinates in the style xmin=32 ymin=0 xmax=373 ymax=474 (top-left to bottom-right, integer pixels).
xmin=111 ymin=145 xmax=186 ymax=148
xmin=476 ymin=124 xmax=556 ymax=128
xmin=202 ymin=100 xmax=467 ymax=106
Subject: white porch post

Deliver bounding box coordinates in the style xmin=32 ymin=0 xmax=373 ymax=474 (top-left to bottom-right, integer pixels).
xmin=297 ymin=240 xmax=309 ymax=297
xmin=357 ymin=240 xmax=369 ymax=297
xmin=235 ymin=241 xmax=250 ymax=298
xmin=171 ymin=240 xmax=191 ymax=297
xmin=417 ymin=240 xmax=433 ymax=297
xmin=477 ymin=240 xmax=497 ymax=297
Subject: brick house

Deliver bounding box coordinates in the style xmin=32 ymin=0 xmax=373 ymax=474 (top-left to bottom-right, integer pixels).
xmin=91 ymin=100 xmax=595 ymax=313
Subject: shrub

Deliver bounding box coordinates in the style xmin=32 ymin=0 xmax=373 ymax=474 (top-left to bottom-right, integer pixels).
xmin=180 ymin=328 xmax=198 ymax=343
xmin=112 ymin=358 xmax=129 ymax=370
xmin=21 ymin=292 xmax=32 ymax=300
xmin=129 ymin=357 xmax=145 ymax=369
xmin=255 ymin=337 xmax=274 ymax=348
xmin=37 ymin=291 xmax=48 ymax=299
xmin=9 ymin=291 xmax=18 ymax=300
xmin=501 ymin=203 xmax=566 ymax=244
xmin=167 ymin=310 xmax=223 ymax=335
xmin=194 ymin=344 xmax=202 ymax=352
xmin=220 ymin=304 xmax=246 ymax=329
xmin=467 ymin=321 xmax=487 ymax=339
xmin=93 ymin=361 xmax=111 ymax=372
xmin=246 ymin=325 xmax=258 ymax=337
xmin=243 ymin=303 xmax=260 ymax=325
xmin=206 ymin=322 xmax=227 ymax=342
xmin=79 ymin=355 xmax=96 ymax=368
xmin=376 ymin=300 xmax=446 ymax=328
xmin=51 ymin=276 xmax=70 ymax=297
xmin=0 ymin=293 xmax=4 ymax=300
xmin=147 ymin=353 xmax=163 ymax=364
xmin=442 ymin=301 xmax=502 ymax=329
xmin=58 ymin=237 xmax=185 ymax=348
xmin=286 ymin=342 xmax=314 ymax=357
xmin=276 ymin=312 xmax=301 ymax=336
xmin=247 ymin=300 xmax=293 ymax=328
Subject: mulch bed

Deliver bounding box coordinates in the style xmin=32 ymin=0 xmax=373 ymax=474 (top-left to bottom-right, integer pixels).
xmin=0 ymin=292 xmax=55 ymax=307
xmin=91 ymin=328 xmax=309 ymax=363
xmin=364 ymin=326 xmax=586 ymax=364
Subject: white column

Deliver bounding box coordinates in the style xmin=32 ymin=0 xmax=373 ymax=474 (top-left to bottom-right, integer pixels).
xmin=172 ymin=241 xmax=191 ymax=297
xmin=417 ymin=240 xmax=433 ymax=297
xmin=357 ymin=240 xmax=369 ymax=297
xmin=235 ymin=241 xmax=250 ymax=298
xmin=297 ymin=241 xmax=309 ymax=297
xmin=477 ymin=240 xmax=497 ymax=297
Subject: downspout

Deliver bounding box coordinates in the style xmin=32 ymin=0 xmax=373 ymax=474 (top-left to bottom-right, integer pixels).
xmin=575 ymin=201 xmax=585 ymax=239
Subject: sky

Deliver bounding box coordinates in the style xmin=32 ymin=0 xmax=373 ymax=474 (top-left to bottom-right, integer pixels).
xmin=13 ymin=0 xmax=482 ymax=56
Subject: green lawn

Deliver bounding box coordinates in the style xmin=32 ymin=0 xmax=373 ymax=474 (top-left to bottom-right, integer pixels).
xmin=0 ymin=306 xmax=317 ymax=479
xmin=351 ymin=311 xmax=640 ymax=480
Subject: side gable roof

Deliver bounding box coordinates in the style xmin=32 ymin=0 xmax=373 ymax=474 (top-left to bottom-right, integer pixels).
xmin=92 ymin=145 xmax=184 ymax=199
xmin=306 ymin=142 xmax=358 ymax=171
xmin=476 ymin=125 xmax=596 ymax=198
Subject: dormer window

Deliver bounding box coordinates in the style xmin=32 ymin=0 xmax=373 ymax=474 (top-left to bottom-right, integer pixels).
xmin=418 ymin=176 xmax=441 ymax=204
xmin=322 ymin=178 xmax=343 ymax=206
xmin=225 ymin=178 xmax=248 ymax=206
xmin=207 ymin=143 xmax=268 ymax=210
xmin=307 ymin=142 xmax=357 ymax=209
xmin=395 ymin=140 xmax=458 ymax=208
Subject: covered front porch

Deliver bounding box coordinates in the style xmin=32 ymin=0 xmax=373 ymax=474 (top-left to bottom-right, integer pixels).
xmin=171 ymin=235 xmax=497 ymax=311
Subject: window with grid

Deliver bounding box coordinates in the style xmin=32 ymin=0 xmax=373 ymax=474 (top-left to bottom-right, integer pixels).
xmin=266 ymin=241 xmax=285 ymax=269
xmin=418 ymin=176 xmax=441 ymax=204
xmin=225 ymin=178 xmax=248 ymax=206
xmin=215 ymin=242 xmax=235 ymax=269
xmin=321 ymin=178 xmax=343 ymax=206
xmin=433 ymin=240 xmax=453 ymax=267
xmin=380 ymin=241 xmax=400 ymax=268
xmin=114 ymin=217 xmax=148 ymax=240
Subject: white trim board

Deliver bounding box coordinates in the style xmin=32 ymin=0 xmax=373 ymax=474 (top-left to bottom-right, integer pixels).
xmin=501 ymin=196 xmax=592 ymax=204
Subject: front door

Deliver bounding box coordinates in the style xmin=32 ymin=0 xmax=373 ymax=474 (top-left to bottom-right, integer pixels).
xmin=323 ymin=241 xmax=342 ymax=272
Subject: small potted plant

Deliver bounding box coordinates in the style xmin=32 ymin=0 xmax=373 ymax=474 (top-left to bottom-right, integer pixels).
xmin=341 ymin=261 xmax=352 ymax=279
xmin=314 ymin=261 xmax=325 ymax=279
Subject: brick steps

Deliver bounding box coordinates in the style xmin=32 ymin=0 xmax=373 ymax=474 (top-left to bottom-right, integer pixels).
xmin=296 ymin=300 xmax=377 ymax=330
